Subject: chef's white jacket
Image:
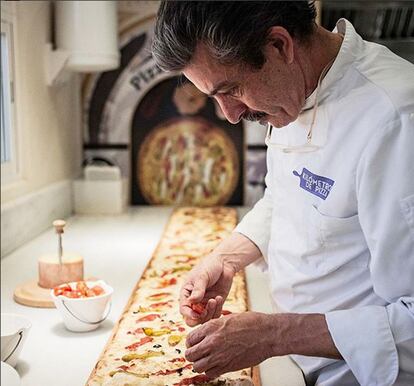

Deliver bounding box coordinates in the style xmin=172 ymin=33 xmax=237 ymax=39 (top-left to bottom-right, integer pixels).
xmin=235 ymin=19 xmax=414 ymax=385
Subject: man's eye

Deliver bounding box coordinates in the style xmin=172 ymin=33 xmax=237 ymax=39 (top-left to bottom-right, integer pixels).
xmin=225 ymin=87 xmax=241 ymax=97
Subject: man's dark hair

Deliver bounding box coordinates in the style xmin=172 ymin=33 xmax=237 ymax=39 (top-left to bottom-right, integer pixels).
xmin=152 ymin=1 xmax=317 ymax=72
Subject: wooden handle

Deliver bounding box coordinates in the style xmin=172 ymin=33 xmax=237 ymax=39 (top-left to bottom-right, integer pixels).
xmin=53 ymin=219 xmax=66 ymax=234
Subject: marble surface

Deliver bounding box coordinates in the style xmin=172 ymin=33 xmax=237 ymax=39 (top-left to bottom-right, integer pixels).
xmin=1 ymin=206 xmax=305 ymax=386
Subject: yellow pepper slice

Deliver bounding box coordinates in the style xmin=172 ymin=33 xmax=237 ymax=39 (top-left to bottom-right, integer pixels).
xmin=172 ymin=265 xmax=192 ymax=273
xmin=142 ymin=327 xmax=171 ymax=336
xmin=168 ymin=335 xmax=182 ymax=346
xmin=122 ymin=350 xmax=165 ymax=362
xmin=109 ymin=370 xmax=150 ymax=378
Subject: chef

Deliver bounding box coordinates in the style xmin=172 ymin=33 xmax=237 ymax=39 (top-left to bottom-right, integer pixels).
xmin=152 ymin=1 xmax=414 ymax=385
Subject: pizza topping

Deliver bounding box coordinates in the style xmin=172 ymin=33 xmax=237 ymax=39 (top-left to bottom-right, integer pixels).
xmin=147 ymin=292 xmax=172 ymax=301
xmin=136 ymin=314 xmax=161 ymax=322
xmin=133 ymin=306 xmax=150 ymax=313
xmin=221 ymin=310 xmax=232 ymax=315
xmin=157 ymin=277 xmax=178 ymax=288
xmin=173 ymin=374 xmax=212 ymax=385
xmin=175 ymin=348 xmax=182 ymax=354
xmin=125 ymin=337 xmax=153 ymax=351
xmin=154 ymin=364 xmax=192 ymax=376
xmin=168 ymin=335 xmax=183 ymax=346
xmin=150 ymin=301 xmax=172 ymax=309
xmin=127 ymin=327 xmax=144 ymax=335
xmin=109 ymin=369 xmax=150 ymax=378
xmin=178 ymin=326 xmax=186 ymax=332
xmin=122 ymin=350 xmax=165 ymax=362
xmin=142 ymin=327 xmax=171 ymax=336
xmin=153 ymin=344 xmax=162 ymax=349
xmin=169 ymin=357 xmax=186 ymax=363
xmin=172 ymin=265 xmax=193 ymax=273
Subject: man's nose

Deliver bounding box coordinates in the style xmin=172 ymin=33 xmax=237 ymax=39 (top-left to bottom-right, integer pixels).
xmin=215 ymin=96 xmax=245 ymax=124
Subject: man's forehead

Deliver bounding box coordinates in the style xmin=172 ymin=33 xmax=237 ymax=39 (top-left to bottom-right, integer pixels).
xmin=183 ymin=44 xmax=239 ymax=96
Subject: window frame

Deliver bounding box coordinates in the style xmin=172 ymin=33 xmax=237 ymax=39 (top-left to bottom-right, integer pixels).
xmin=1 ymin=3 xmax=21 ymax=185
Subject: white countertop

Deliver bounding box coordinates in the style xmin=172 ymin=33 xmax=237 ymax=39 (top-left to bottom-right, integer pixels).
xmin=1 ymin=207 xmax=304 ymax=386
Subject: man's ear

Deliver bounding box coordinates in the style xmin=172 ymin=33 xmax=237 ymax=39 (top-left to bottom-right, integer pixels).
xmin=266 ymin=26 xmax=294 ymax=64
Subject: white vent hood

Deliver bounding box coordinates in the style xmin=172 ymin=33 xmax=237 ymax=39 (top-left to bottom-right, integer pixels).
xmin=46 ymin=1 xmax=120 ymax=86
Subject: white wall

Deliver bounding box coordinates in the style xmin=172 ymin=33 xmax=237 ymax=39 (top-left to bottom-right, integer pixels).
xmin=1 ymin=1 xmax=82 ymax=256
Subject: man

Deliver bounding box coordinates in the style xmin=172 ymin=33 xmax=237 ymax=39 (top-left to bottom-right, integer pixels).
xmin=152 ymin=2 xmax=414 ymax=385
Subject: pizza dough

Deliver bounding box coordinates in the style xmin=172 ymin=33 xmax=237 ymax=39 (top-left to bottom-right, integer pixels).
xmin=86 ymin=207 xmax=255 ymax=386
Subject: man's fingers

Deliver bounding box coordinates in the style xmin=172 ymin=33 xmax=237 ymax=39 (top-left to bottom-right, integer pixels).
xmin=184 ymin=316 xmax=201 ymax=327
xmin=186 ymin=324 xmax=208 ymax=348
xmin=185 ymin=341 xmax=211 ymax=362
xmin=212 ymin=296 xmax=223 ymax=319
xmin=192 ymin=356 xmax=217 ymax=374
xmin=188 ymin=277 xmax=207 ymax=303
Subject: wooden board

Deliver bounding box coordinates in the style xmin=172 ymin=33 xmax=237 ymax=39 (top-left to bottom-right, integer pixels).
xmin=14 ymin=277 xmax=98 ymax=308
xmin=86 ymin=207 xmax=261 ymax=385
xmin=14 ymin=279 xmax=56 ymax=308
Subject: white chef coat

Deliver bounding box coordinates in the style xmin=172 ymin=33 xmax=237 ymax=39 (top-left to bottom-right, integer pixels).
xmin=235 ymin=19 xmax=414 ymax=386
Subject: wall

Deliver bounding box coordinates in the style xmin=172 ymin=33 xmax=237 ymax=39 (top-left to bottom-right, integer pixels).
xmin=1 ymin=1 xmax=82 ymax=256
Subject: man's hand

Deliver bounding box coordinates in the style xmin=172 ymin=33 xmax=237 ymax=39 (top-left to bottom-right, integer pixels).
xmin=185 ymin=312 xmax=272 ymax=378
xmin=185 ymin=312 xmax=342 ymax=378
xmin=179 ymin=253 xmax=235 ymax=327
xmin=179 ymin=232 xmax=263 ymax=327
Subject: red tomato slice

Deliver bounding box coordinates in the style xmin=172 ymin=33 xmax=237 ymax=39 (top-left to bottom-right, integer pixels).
xmin=190 ymin=303 xmax=205 ymax=315
xmin=91 ymin=285 xmax=105 ymax=296
xmin=53 ymin=283 xmax=72 ymax=296
xmin=136 ymin=314 xmax=160 ymax=322
xmin=63 ymin=290 xmax=82 ymax=298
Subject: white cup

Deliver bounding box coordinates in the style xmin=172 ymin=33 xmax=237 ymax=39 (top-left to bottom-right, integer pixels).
xmin=51 ymin=280 xmax=113 ymax=332
xmin=1 ymin=313 xmax=31 ymax=367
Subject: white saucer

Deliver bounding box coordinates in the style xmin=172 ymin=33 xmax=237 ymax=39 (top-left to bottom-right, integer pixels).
xmin=1 ymin=361 xmax=21 ymax=386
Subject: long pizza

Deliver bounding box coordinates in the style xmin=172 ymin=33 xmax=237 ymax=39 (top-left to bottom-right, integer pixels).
xmin=86 ymin=207 xmax=258 ymax=386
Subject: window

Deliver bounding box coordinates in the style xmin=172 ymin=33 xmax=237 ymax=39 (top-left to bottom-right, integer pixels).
xmin=1 ymin=4 xmax=19 ymax=184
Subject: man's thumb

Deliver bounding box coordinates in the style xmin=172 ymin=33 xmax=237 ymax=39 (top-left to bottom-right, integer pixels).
xmin=188 ymin=279 xmax=206 ymax=302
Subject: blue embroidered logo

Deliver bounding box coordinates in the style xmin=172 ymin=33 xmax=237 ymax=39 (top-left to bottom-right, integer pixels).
xmin=293 ymin=168 xmax=334 ymax=200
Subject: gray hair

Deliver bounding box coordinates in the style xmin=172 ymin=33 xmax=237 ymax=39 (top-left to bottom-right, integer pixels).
xmin=152 ymin=1 xmax=317 ymax=72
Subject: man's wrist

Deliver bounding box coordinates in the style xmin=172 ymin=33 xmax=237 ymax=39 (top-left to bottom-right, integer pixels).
xmin=213 ymin=232 xmax=262 ymax=273
xmin=264 ymin=313 xmax=342 ymax=359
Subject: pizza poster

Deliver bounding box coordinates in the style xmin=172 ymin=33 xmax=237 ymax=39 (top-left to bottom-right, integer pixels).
xmin=82 ymin=6 xmax=245 ymax=206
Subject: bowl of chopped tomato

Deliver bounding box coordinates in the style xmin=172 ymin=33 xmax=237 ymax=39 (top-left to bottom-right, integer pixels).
xmin=51 ymin=280 xmax=113 ymax=332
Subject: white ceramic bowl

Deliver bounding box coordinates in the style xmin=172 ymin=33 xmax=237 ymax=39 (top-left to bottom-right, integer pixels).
xmin=1 ymin=361 xmax=21 ymax=386
xmin=51 ymin=280 xmax=113 ymax=332
xmin=1 ymin=313 xmax=31 ymax=368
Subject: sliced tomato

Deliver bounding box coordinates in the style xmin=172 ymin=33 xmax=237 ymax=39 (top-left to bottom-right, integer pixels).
xmin=53 ymin=283 xmax=72 ymax=296
xmin=125 ymin=336 xmax=153 ymax=351
xmin=136 ymin=314 xmax=160 ymax=323
xmin=63 ymin=290 xmax=82 ymax=298
xmin=91 ymin=285 xmax=105 ymax=296
xmin=190 ymin=303 xmax=205 ymax=315
xmin=86 ymin=289 xmax=96 ymax=297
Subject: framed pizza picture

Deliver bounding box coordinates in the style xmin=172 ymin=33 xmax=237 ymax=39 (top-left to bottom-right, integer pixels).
xmin=131 ymin=77 xmax=244 ymax=206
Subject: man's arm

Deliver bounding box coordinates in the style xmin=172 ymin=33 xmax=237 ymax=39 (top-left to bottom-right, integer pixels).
xmin=212 ymin=231 xmax=263 ymax=273
xmin=265 ymin=313 xmax=342 ymax=359
xmin=185 ymin=311 xmax=341 ymax=379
